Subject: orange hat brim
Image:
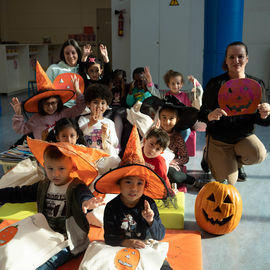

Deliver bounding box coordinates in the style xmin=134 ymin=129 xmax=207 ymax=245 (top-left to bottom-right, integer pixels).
xmin=94 ymin=164 xmax=168 ymax=199
xmin=27 ymin=137 xmax=109 ymax=185
xmin=23 ymin=89 xmax=75 ymax=113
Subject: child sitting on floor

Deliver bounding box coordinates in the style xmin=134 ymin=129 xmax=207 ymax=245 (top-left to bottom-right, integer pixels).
xmin=159 ymin=100 xmax=197 ymax=186
xmin=142 ymin=127 xmax=175 ymax=194
xmin=163 ymin=69 xmax=203 ymax=108
xmin=94 ymin=125 xmax=172 ymax=270
xmin=163 ymin=70 xmax=203 ymax=141
xmin=109 ymin=69 xmax=129 ymax=108
xmin=78 ymin=84 xmax=119 ymax=156
xmin=126 ymin=67 xmax=153 ymax=108
xmin=0 ymin=138 xmax=105 ymax=269
xmin=46 ymin=117 xmax=86 ymax=145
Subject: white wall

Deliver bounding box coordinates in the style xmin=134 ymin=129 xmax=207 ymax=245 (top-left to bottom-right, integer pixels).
xmin=0 ymin=0 xmax=110 ymax=44
xmin=130 ymin=0 xmax=159 ymax=83
xmin=111 ymin=0 xmax=270 ymax=91
xmin=112 ymin=0 xmax=204 ymax=88
xmin=111 ymin=0 xmax=131 ymax=79
xmin=158 ymin=0 xmax=204 ymax=89
xmin=1 ymin=0 xmax=270 ymax=90
xmin=243 ymin=0 xmax=270 ymax=90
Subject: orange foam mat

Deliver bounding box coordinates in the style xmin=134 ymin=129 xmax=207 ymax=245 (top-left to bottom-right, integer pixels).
xmin=163 ymin=230 xmax=203 ymax=270
xmin=0 ymin=221 xmax=202 ymax=270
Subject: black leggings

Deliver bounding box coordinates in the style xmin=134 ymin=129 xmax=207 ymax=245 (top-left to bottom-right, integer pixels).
xmin=168 ymin=167 xmax=195 ymax=185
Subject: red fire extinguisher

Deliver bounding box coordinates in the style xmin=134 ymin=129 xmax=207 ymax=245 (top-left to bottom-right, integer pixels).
xmin=115 ymin=10 xmax=125 ymax=37
xmin=118 ymin=11 xmax=124 ymax=36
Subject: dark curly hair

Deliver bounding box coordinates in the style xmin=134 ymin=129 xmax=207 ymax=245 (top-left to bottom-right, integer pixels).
xmin=84 ymin=83 xmax=113 ymax=105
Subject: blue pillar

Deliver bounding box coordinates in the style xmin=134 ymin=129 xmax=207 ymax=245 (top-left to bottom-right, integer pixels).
xmin=203 ymin=0 xmax=244 ymax=87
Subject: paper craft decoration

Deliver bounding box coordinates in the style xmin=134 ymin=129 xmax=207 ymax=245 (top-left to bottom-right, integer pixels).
xmin=0 ymin=224 xmax=203 ymax=270
xmin=218 ymin=78 xmax=262 ymax=116
xmin=53 ymin=72 xmax=85 ymax=95
xmin=195 ymin=181 xmax=242 ymax=235
xmin=0 ymin=213 xmax=68 ymax=270
xmin=79 ymin=240 xmax=169 ymax=270
xmin=23 ymin=61 xmax=75 ymax=113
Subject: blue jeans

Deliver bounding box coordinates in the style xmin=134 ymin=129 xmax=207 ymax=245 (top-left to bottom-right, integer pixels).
xmin=180 ymin=128 xmax=191 ymax=142
xmin=36 ymin=247 xmax=73 ymax=270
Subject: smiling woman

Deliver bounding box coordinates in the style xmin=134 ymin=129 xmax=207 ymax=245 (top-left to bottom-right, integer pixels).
xmin=198 ymin=41 xmax=270 ymax=185
xmin=46 ymin=39 xmax=82 ymax=83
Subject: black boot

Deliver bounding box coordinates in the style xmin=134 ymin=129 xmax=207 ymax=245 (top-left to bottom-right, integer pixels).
xmin=237 ymin=167 xmax=247 ymax=182
xmin=201 ymin=147 xmax=209 ymax=173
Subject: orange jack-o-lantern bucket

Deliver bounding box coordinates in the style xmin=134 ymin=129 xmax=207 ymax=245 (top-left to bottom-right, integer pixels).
xmin=195 ymin=181 xmax=242 ymax=235
xmin=114 ymin=248 xmax=140 ymax=270
xmin=218 ymin=78 xmax=261 ymax=116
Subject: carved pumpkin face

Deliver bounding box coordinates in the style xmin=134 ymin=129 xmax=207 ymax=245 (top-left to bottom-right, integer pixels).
xmin=218 ymin=78 xmax=261 ymax=116
xmin=114 ymin=248 xmax=140 ymax=270
xmin=195 ymin=182 xmax=242 ymax=235
xmin=53 ymin=73 xmax=85 ymax=95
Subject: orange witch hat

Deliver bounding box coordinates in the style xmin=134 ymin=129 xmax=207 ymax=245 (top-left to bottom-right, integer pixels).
xmin=94 ymin=125 xmax=169 ymax=199
xmin=23 ymin=61 xmax=76 ymax=113
xmin=27 ymin=137 xmax=109 ymax=185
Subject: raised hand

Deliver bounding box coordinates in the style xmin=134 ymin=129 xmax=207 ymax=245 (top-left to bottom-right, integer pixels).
xmin=71 ymin=74 xmax=81 ymax=95
xmin=92 ymin=106 xmax=102 ymax=121
xmin=188 ymin=75 xmax=200 ymax=88
xmin=82 ymin=44 xmax=92 ymax=62
xmin=258 ymin=103 xmax=270 ymax=119
xmin=129 ymin=81 xmax=135 ymax=94
xmin=121 ymin=239 xmax=146 ymax=249
xmin=82 ymin=196 xmax=106 ymax=214
xmin=99 ymin=44 xmax=109 ymax=63
xmin=141 ymin=200 xmax=154 ymax=225
xmin=101 ymin=122 xmax=108 ymax=137
xmin=10 ymin=97 xmax=22 ymax=115
xmin=144 ymin=66 xmax=152 ymax=84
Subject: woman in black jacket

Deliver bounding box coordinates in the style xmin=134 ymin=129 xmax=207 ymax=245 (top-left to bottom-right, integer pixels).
xmin=199 ymin=41 xmax=270 ymax=185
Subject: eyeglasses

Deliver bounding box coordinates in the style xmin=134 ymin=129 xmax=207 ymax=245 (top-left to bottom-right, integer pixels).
xmin=44 ymin=101 xmax=58 ymax=107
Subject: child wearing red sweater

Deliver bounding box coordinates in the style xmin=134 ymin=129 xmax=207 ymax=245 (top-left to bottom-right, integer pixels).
xmin=142 ymin=128 xmax=174 ymax=195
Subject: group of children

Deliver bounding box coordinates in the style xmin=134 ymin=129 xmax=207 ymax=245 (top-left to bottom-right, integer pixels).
xmin=1 ymin=40 xmax=205 ymax=269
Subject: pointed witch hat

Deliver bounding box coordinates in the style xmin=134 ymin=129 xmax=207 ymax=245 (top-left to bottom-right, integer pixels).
xmin=27 ymin=137 xmax=109 ymax=185
xmin=94 ymin=125 xmax=169 ymax=199
xmin=141 ymin=95 xmax=199 ymax=131
xmin=23 ymin=61 xmax=76 ymax=113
